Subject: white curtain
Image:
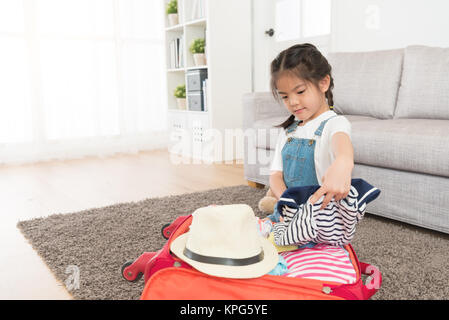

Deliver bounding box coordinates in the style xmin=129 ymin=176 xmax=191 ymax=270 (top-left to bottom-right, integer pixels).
xmin=0 ymin=0 xmax=168 ymax=165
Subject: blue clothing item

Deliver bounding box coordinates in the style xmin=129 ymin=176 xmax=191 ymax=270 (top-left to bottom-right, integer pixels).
xmin=298 ymin=242 xmax=317 ymax=249
xmin=267 ymin=115 xmax=338 ymax=223
xmin=276 ymin=178 xmax=381 ymax=214
xmin=282 ymin=137 xmax=319 ymax=188
xmin=267 ymin=255 xmax=288 ymax=276
xmin=273 ymin=178 xmax=381 ymax=247
xmin=268 ymin=205 xmax=282 ymax=223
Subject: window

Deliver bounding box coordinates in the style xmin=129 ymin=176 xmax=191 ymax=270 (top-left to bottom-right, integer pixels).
xmin=0 ymin=0 xmax=167 ymax=164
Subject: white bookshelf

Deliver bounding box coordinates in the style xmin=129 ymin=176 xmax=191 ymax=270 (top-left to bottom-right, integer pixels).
xmin=163 ymin=0 xmax=252 ymax=162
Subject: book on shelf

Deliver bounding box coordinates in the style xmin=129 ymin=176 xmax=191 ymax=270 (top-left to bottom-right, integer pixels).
xmin=174 ymin=38 xmax=179 ymax=68
xmin=179 ymin=36 xmax=184 ymax=68
xmin=202 ymin=78 xmax=208 ymax=112
xmin=169 ymin=35 xmax=184 ymax=69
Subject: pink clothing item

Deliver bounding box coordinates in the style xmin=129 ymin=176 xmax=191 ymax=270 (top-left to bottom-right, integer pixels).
xmin=255 ymin=217 xmax=273 ymax=238
xmin=280 ymin=244 xmax=357 ymax=284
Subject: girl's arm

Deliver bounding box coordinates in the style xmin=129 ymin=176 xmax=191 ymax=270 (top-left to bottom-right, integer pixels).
xmin=309 ymin=132 xmax=354 ymax=209
xmin=269 ymin=171 xmax=287 ymax=201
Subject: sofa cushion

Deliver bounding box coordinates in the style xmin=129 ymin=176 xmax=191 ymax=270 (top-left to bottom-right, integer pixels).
xmin=254 ymin=114 xmax=377 ymax=150
xmin=342 ymin=114 xmax=377 ymax=123
xmin=395 ymin=45 xmax=449 ymax=120
xmin=350 ymin=119 xmax=449 ymax=178
xmin=251 ymin=115 xmax=449 ymax=177
xmin=253 ymin=117 xmax=284 ymax=150
xmin=253 ymin=115 xmax=377 ymax=151
xmin=327 ymin=49 xmax=403 ymax=119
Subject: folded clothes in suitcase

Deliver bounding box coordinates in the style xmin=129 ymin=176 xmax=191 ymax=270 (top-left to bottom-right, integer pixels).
xmin=122 ymin=179 xmax=381 ymax=300
xmin=138 ymin=213 xmax=382 ymax=300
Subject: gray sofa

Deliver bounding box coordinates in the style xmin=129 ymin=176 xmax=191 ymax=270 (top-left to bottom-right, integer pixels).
xmin=242 ymin=45 xmax=449 ymax=234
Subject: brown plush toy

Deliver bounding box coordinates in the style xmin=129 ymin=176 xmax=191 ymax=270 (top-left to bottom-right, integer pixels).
xmin=258 ymin=188 xmax=278 ymax=214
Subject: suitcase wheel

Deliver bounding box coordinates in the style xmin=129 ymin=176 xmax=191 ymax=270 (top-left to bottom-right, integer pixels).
xmin=161 ymin=223 xmax=171 ymax=239
xmin=121 ymin=260 xmax=143 ymax=282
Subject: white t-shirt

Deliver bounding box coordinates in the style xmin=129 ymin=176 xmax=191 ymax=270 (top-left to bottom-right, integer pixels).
xmin=270 ymin=110 xmax=351 ymax=185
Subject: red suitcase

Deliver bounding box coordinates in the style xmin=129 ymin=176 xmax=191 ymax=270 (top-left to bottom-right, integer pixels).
xmin=122 ymin=214 xmax=382 ymax=300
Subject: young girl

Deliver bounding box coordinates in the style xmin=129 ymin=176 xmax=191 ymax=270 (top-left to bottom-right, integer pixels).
xmin=266 ymin=43 xmax=354 ymax=223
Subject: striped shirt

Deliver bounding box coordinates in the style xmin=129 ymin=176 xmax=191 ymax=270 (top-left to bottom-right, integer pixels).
xmin=280 ymin=244 xmax=357 ymax=284
xmin=273 ymin=178 xmax=380 ymax=247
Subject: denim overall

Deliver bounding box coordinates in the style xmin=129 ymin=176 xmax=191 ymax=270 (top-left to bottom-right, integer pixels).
xmin=267 ymin=115 xmax=338 ymax=222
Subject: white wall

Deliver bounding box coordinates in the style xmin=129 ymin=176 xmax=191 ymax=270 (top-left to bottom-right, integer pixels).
xmin=331 ymin=0 xmax=449 ymax=52
xmin=250 ymin=0 xmax=449 ymax=91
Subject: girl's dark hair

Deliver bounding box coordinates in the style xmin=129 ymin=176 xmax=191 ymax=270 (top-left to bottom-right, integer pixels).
xmin=270 ymin=43 xmax=334 ymax=129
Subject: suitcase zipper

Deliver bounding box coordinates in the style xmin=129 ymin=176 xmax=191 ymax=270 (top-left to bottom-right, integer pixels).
xmin=322 ymin=286 xmax=332 ymax=294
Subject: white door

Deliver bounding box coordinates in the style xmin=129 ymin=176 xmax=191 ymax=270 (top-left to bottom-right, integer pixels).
xmin=252 ymin=0 xmax=332 ymax=92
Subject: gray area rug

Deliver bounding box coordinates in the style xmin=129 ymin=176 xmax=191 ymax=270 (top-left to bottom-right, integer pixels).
xmin=17 ymin=185 xmax=449 ymax=300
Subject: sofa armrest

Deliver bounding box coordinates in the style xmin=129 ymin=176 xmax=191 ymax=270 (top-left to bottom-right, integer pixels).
xmin=242 ymin=92 xmax=289 ymax=129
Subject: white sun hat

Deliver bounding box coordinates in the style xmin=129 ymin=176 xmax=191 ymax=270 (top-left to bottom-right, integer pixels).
xmin=170 ymin=204 xmax=278 ymax=279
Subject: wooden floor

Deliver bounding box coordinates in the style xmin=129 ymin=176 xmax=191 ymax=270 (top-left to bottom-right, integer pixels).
xmin=0 ymin=149 xmax=247 ymax=299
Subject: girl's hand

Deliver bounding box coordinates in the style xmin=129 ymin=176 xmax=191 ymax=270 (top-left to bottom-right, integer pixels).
xmin=309 ymin=157 xmax=353 ymax=210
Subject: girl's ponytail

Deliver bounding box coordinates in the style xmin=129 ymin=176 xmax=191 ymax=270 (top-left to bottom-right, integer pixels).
xmin=325 ymin=75 xmax=334 ymax=107
xmin=277 ymin=115 xmax=296 ymax=130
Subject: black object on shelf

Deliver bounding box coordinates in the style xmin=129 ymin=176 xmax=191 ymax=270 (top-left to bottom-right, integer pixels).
xmin=186 ymin=69 xmax=208 ymax=111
